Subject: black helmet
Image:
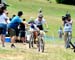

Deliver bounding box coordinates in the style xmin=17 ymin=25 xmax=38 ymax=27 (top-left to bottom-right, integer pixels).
xmin=66 ymin=13 xmax=71 ymax=17
xmin=28 ymin=17 xmax=35 ymax=24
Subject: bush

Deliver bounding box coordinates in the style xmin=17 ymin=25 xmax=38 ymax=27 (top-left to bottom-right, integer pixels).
xmin=56 ymin=0 xmax=75 ymax=5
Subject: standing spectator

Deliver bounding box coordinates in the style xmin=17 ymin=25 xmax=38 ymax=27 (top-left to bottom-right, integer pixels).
xmin=8 ymin=11 xmax=29 ymax=48
xmin=0 ymin=6 xmax=8 ymax=47
xmin=58 ymin=26 xmax=63 ymax=39
xmin=2 ymin=0 xmax=9 ymax=6
xmin=18 ymin=19 xmax=26 ymax=44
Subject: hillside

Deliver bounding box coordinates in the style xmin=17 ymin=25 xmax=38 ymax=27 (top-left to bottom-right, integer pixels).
xmin=6 ymin=0 xmax=75 ymax=37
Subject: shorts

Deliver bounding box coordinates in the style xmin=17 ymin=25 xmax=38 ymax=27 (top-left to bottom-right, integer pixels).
xmin=19 ymin=30 xmax=25 ymax=37
xmin=8 ymin=28 xmax=19 ymax=37
xmin=0 ymin=23 xmax=7 ymax=35
xmin=15 ymin=28 xmax=19 ymax=36
xmin=8 ymin=28 xmax=16 ymax=37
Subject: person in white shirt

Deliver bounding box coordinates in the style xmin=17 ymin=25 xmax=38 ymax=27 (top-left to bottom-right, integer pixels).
xmin=0 ymin=6 xmax=8 ymax=47
xmin=35 ymin=13 xmax=48 ymax=30
xmin=34 ymin=13 xmax=48 ymax=43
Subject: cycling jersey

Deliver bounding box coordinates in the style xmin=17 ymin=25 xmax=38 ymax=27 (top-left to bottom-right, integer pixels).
xmin=64 ymin=23 xmax=72 ymax=32
xmin=34 ymin=18 xmax=45 ymax=30
xmin=30 ymin=23 xmax=38 ymax=31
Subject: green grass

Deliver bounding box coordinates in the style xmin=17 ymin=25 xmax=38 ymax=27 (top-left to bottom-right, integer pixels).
xmin=0 ymin=41 xmax=75 ymax=60
xmin=0 ymin=0 xmax=74 ymax=60
xmin=6 ymin=0 xmax=75 ymax=37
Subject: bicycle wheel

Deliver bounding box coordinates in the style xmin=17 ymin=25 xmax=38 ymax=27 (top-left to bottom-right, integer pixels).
xmin=38 ymin=37 xmax=41 ymax=52
xmin=38 ymin=41 xmax=40 ymax=52
xmin=29 ymin=35 xmax=32 ymax=48
xmin=41 ymin=39 xmax=45 ymax=52
xmin=29 ymin=33 xmax=34 ymax=48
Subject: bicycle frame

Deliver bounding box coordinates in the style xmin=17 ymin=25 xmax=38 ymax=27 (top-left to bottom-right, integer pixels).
xmin=37 ymin=30 xmax=45 ymax=52
xmin=66 ymin=31 xmax=72 ymax=48
xmin=29 ymin=31 xmax=34 ymax=48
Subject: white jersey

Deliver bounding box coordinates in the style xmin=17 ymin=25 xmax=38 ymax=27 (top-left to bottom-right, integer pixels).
xmin=64 ymin=23 xmax=72 ymax=32
xmin=34 ymin=18 xmax=46 ymax=26
xmin=0 ymin=13 xmax=7 ymax=24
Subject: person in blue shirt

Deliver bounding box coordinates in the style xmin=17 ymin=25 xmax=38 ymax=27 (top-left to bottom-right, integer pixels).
xmin=8 ymin=11 xmax=29 ymax=48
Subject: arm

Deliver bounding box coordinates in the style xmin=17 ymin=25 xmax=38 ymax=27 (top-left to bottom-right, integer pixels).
xmin=43 ymin=18 xmax=48 ymax=29
xmin=18 ymin=18 xmax=30 ymax=26
xmin=4 ymin=13 xmax=8 ymax=24
xmin=23 ymin=21 xmax=30 ymax=26
xmin=69 ymin=20 xmax=73 ymax=24
xmin=62 ymin=21 xmax=65 ymax=26
xmin=45 ymin=21 xmax=48 ymax=29
xmin=5 ymin=18 xmax=8 ymax=24
xmin=66 ymin=20 xmax=73 ymax=25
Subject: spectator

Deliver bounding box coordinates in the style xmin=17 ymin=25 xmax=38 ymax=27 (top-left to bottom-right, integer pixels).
xmin=8 ymin=11 xmax=29 ymax=48
xmin=58 ymin=26 xmax=63 ymax=39
xmin=18 ymin=19 xmax=26 ymax=44
xmin=0 ymin=6 xmax=8 ymax=47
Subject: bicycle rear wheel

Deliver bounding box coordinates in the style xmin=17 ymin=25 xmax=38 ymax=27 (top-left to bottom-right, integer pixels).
xmin=29 ymin=34 xmax=34 ymax=48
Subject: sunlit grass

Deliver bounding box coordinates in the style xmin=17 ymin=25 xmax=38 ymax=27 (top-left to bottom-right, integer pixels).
xmin=0 ymin=0 xmax=74 ymax=60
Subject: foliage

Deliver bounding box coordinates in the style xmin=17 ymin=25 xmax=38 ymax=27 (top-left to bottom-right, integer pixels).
xmin=56 ymin=0 xmax=75 ymax=5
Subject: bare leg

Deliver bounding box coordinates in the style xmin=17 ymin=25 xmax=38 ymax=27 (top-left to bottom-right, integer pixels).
xmin=21 ymin=37 xmax=26 ymax=44
xmin=1 ymin=35 xmax=5 ymax=47
xmin=11 ymin=36 xmax=16 ymax=48
xmin=33 ymin=31 xmax=38 ymax=44
xmin=0 ymin=34 xmax=5 ymax=47
xmin=64 ymin=32 xmax=68 ymax=48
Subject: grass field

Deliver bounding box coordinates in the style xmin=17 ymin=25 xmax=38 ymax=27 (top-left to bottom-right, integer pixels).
xmin=0 ymin=41 xmax=75 ymax=60
xmin=0 ymin=0 xmax=75 ymax=60
xmin=6 ymin=0 xmax=75 ymax=37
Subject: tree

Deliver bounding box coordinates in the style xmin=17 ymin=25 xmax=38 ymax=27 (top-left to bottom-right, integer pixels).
xmin=56 ymin=0 xmax=75 ymax=5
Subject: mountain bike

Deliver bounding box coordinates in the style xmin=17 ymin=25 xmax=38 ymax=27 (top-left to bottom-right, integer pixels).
xmin=37 ymin=30 xmax=47 ymax=52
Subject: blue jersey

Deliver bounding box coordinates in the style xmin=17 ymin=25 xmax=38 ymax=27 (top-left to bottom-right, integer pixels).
xmin=8 ymin=16 xmax=22 ymax=29
xmin=31 ymin=23 xmax=35 ymax=29
xmin=30 ymin=23 xmax=38 ymax=30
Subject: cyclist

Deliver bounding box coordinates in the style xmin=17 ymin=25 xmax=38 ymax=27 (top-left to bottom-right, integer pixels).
xmin=34 ymin=13 xmax=48 ymax=43
xmin=35 ymin=13 xmax=48 ymax=30
xmin=28 ymin=17 xmax=39 ymax=43
xmin=62 ymin=13 xmax=73 ymax=48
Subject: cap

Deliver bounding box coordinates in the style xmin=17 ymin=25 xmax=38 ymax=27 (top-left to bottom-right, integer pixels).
xmin=66 ymin=13 xmax=71 ymax=17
